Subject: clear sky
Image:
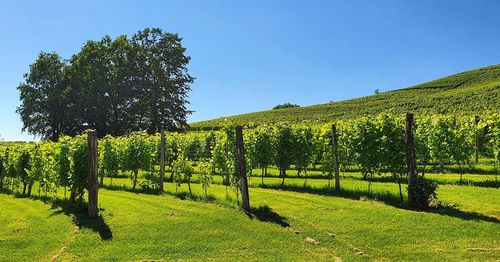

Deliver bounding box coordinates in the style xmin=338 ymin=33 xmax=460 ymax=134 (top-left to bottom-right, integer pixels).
xmin=1 ymin=1 xmax=500 ymax=141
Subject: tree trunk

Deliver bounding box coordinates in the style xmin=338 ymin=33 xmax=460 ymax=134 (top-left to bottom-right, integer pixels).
xmin=187 ymin=178 xmax=192 ymax=196
xmin=332 ymin=124 xmax=340 ymax=192
xmin=159 ymin=129 xmax=165 ymax=192
xmin=132 ymin=169 xmax=138 ymax=191
xmin=88 ymin=130 xmax=99 ymax=218
xmin=27 ymin=179 xmax=33 ymax=197
xmin=280 ymin=169 xmax=286 ymax=186
xmin=459 ymin=164 xmax=463 ymax=183
xmin=367 ymin=173 xmax=372 ymax=194
xmin=69 ymin=185 xmax=76 ymax=204
xmin=398 ymin=173 xmax=403 ymax=202
xmin=22 ymin=183 xmax=27 ymax=195
xmin=422 ymin=160 xmax=427 ymax=178
xmin=99 ymin=171 xmax=105 ymax=188
xmin=235 ymin=126 xmax=250 ymax=212
xmin=261 ymin=167 xmax=265 ymax=186
xmin=405 ymin=113 xmax=418 ymax=207
xmin=474 ymin=116 xmax=480 ymax=164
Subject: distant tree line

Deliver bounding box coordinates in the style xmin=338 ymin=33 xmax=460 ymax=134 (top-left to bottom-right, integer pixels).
xmin=273 ymin=102 xmax=300 ymax=110
xmin=17 ymin=28 xmax=194 ymax=141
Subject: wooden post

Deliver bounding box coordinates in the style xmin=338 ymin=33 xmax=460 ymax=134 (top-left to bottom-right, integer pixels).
xmin=332 ymin=124 xmax=340 ymax=192
xmin=235 ymin=126 xmax=250 ymax=212
xmin=405 ymin=113 xmax=418 ymax=207
xmin=159 ymin=129 xmax=165 ymax=192
xmin=88 ymin=130 xmax=99 ymax=218
xmin=474 ymin=116 xmax=480 ymax=163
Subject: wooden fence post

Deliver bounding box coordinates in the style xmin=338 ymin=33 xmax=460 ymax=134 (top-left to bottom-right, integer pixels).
xmin=88 ymin=130 xmax=99 ymax=218
xmin=332 ymin=124 xmax=340 ymax=192
xmin=405 ymin=113 xmax=418 ymax=207
xmin=159 ymin=129 xmax=165 ymax=192
xmin=235 ymin=126 xmax=250 ymax=212
xmin=474 ymin=116 xmax=480 ymax=163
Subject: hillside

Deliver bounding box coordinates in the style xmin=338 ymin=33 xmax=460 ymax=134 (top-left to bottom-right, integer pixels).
xmin=191 ymin=65 xmax=500 ymax=129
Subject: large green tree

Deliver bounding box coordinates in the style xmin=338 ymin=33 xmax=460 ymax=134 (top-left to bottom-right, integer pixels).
xmin=18 ymin=28 xmax=194 ymax=139
xmin=130 ymin=28 xmax=194 ymax=133
xmin=17 ymin=52 xmax=73 ymax=141
xmin=70 ymin=35 xmax=133 ymax=137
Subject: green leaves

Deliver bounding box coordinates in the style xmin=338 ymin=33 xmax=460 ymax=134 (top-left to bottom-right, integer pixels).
xmin=18 ymin=28 xmax=194 ymax=139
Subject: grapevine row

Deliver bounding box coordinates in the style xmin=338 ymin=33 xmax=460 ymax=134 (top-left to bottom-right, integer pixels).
xmin=1 ymin=113 xmax=499 ymax=205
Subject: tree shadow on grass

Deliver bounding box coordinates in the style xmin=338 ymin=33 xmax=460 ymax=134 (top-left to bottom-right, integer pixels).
xmin=102 ymin=184 xmax=161 ymax=195
xmin=427 ymin=205 xmax=499 ymax=224
xmin=246 ymin=205 xmax=290 ymax=228
xmin=260 ymin=183 xmax=404 ymax=207
xmin=73 ymin=213 xmax=113 ymax=240
xmin=7 ymin=192 xmax=114 ymax=241
xmin=257 ymin=183 xmax=499 ymax=224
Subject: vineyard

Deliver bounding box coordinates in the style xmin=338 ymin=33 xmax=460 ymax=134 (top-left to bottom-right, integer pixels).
xmin=191 ymin=64 xmax=500 ymax=130
xmin=1 ymin=113 xmax=500 ymax=261
xmin=1 ymin=113 xmax=499 ymax=202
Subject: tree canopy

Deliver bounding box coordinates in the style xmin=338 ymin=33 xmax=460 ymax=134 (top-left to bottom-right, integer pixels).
xmin=17 ymin=28 xmax=194 ymax=141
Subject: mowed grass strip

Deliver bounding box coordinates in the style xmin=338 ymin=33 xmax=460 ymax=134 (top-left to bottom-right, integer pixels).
xmin=0 ymin=194 xmax=74 ymax=262
xmin=1 ymin=172 xmax=499 ymax=261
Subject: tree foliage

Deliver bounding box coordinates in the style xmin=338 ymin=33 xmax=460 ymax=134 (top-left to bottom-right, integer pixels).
xmin=17 ymin=28 xmax=193 ymax=140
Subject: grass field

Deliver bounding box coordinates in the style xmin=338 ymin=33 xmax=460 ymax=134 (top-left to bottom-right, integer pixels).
xmin=1 ymin=169 xmax=498 ymax=261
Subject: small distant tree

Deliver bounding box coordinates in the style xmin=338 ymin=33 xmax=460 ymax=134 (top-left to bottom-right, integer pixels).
xmin=273 ymin=103 xmax=300 ymax=110
xmin=374 ymin=89 xmax=380 ymax=94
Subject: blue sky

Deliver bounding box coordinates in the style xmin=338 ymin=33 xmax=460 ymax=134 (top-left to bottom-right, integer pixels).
xmin=1 ymin=1 xmax=500 ymax=141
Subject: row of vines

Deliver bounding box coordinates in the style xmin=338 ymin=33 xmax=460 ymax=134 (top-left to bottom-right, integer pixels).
xmin=1 ymin=113 xmax=499 ymax=206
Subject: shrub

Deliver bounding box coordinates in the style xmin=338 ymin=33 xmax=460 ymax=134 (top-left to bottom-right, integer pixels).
xmin=408 ymin=176 xmax=438 ymax=209
xmin=272 ymin=103 xmax=299 ymax=110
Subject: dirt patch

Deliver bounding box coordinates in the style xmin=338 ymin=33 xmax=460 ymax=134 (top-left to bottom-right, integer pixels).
xmin=51 ymin=225 xmax=80 ymax=262
xmin=305 ymin=237 xmax=320 ymax=245
xmin=465 ymin=247 xmax=500 ymax=252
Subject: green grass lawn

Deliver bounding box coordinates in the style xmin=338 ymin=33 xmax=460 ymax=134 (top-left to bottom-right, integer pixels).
xmin=1 ymin=172 xmax=498 ymax=261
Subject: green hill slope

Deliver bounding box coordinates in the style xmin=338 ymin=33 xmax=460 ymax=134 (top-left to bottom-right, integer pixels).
xmin=191 ymin=64 xmax=500 ymax=129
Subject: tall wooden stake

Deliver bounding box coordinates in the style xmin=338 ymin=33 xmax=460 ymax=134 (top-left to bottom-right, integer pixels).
xmin=474 ymin=116 xmax=480 ymax=163
xmin=88 ymin=130 xmax=99 ymax=218
xmin=159 ymin=129 xmax=165 ymax=192
xmin=332 ymin=124 xmax=340 ymax=192
xmin=405 ymin=113 xmax=418 ymax=207
xmin=235 ymin=126 xmax=250 ymax=212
